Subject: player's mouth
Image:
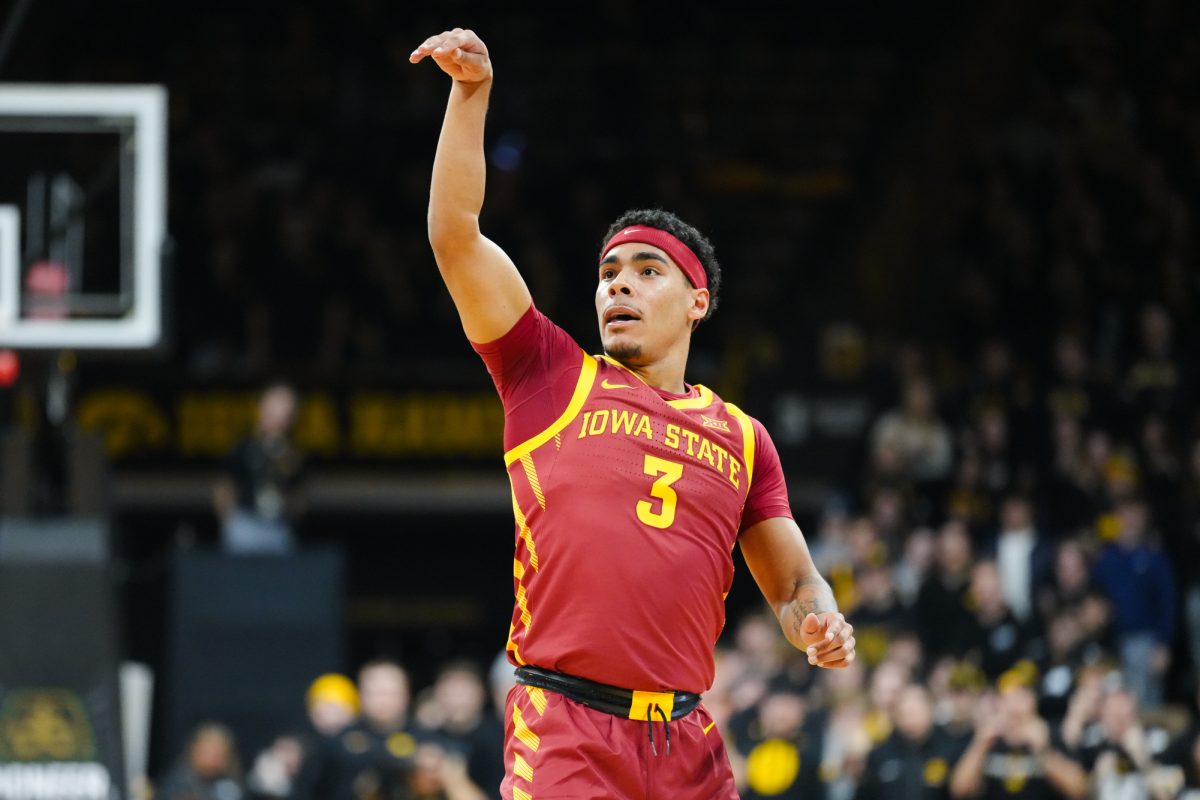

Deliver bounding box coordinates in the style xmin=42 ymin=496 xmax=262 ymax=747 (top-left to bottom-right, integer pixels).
xmin=603 ymin=305 xmax=642 ymax=330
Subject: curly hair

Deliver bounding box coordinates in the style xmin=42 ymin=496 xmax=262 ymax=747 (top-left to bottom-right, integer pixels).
xmin=599 ymin=208 xmax=722 ymax=323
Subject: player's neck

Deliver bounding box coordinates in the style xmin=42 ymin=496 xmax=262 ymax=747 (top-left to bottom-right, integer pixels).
xmin=618 ymin=340 xmax=691 ymax=394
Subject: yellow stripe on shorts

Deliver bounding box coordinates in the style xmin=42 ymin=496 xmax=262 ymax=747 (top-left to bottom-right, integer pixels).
xmin=514 ymin=753 xmax=534 ymax=782
xmin=513 ymin=704 xmax=540 ymax=752
xmin=525 ymin=685 xmax=548 ymax=715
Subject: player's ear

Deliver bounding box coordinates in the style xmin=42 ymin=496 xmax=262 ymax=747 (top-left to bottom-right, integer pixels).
xmin=687 ymin=288 xmax=710 ymax=325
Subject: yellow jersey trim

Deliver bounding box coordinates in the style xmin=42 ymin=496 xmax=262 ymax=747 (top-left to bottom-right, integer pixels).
xmin=726 ymin=403 xmax=755 ymax=491
xmin=510 ymin=488 xmax=539 ymax=571
xmin=520 ymin=453 xmax=547 ymax=510
xmin=506 ymin=622 xmax=527 ymax=665
xmin=666 ymin=384 xmax=713 ymax=410
xmin=504 ymin=350 xmax=597 ymax=466
xmin=597 ymin=353 xmax=645 ymax=382
xmin=597 ymin=354 xmax=713 ymax=409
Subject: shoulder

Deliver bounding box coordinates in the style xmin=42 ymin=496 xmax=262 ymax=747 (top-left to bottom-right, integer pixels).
xmin=737 ymin=409 xmax=784 ymax=462
xmin=744 ymin=412 xmax=774 ymax=441
xmin=713 ymin=394 xmax=772 ymax=438
xmin=714 ymin=399 xmax=782 ymax=469
xmin=472 ymin=302 xmax=578 ymax=357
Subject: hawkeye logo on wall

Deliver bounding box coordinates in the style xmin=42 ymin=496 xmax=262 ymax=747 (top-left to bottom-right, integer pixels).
xmin=0 ymin=689 xmax=114 ymax=800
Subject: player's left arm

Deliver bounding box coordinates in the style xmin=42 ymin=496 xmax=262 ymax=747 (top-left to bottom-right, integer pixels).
xmin=739 ymin=515 xmax=855 ymax=668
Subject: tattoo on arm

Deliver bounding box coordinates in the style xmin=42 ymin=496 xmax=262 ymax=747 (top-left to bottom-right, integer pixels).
xmin=787 ymin=571 xmax=836 ymax=633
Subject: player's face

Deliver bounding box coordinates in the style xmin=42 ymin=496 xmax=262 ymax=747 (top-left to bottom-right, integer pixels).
xmin=595 ymin=243 xmax=708 ymax=363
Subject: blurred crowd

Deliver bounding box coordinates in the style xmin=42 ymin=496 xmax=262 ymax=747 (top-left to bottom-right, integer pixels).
xmin=157 ymin=656 xmax=511 ymax=800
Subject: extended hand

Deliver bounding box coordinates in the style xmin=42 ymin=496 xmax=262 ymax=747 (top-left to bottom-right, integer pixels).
xmin=409 ymin=28 xmax=493 ymax=85
xmin=799 ymin=611 xmax=855 ymax=669
xmin=1022 ymin=718 xmax=1050 ymax=754
xmin=973 ymin=714 xmax=1004 ymax=747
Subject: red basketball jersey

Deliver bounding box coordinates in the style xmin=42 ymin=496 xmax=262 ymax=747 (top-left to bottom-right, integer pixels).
xmin=473 ymin=305 xmax=792 ymax=694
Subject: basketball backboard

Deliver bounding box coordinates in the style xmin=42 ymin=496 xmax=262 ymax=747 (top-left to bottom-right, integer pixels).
xmin=0 ymin=84 xmax=166 ymax=349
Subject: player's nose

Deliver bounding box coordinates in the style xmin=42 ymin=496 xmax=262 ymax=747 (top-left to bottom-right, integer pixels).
xmin=607 ymin=271 xmax=634 ymax=296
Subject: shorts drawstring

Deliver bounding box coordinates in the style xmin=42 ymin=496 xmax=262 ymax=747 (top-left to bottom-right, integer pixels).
xmin=645 ymin=703 xmax=671 ymax=756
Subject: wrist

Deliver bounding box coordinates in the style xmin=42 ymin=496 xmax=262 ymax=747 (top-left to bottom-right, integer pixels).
xmin=973 ymin=730 xmax=997 ymax=748
xmin=453 ymin=74 xmax=493 ymax=92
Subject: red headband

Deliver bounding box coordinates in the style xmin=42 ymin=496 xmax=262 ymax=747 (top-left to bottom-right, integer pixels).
xmin=600 ymin=226 xmax=708 ymax=290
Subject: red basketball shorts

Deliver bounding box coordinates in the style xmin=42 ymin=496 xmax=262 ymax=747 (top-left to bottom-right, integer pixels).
xmin=500 ymin=682 xmax=738 ymax=799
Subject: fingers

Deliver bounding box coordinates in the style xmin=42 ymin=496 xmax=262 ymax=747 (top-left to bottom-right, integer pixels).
xmin=814 ymin=655 xmax=855 ymax=669
xmin=810 ymin=636 xmax=856 ymax=667
xmin=409 ymin=28 xmax=484 ymax=64
xmin=803 ymin=612 xmax=854 ymax=667
xmin=820 ymin=613 xmax=850 ymax=646
xmin=454 ymin=49 xmax=488 ymax=69
xmin=803 ymin=612 xmax=847 ymax=652
xmin=411 ymin=29 xmax=464 ymax=63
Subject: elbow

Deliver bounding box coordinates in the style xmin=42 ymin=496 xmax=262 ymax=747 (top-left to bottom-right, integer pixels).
xmin=427 ymin=209 xmax=480 ymax=254
xmin=947 ymin=772 xmax=976 ymax=799
xmin=1057 ymin=765 xmax=1091 ymax=800
xmin=1054 ymin=776 xmax=1087 ymax=800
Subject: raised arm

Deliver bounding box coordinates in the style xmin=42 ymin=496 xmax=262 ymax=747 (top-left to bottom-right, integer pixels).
xmin=948 ymin=722 xmax=998 ymax=798
xmin=410 ymin=28 xmax=532 ymax=343
xmin=739 ymin=516 xmax=855 ymax=668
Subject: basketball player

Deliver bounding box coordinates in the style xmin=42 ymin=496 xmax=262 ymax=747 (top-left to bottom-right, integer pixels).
xmin=411 ymin=28 xmax=855 ymax=799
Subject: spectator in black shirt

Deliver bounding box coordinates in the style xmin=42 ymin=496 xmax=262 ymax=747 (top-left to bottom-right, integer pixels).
xmin=1122 ymin=303 xmax=1185 ymax=430
xmin=1160 ymin=684 xmax=1200 ymax=791
xmin=1041 ymin=332 xmax=1110 ymax=434
xmin=855 ymin=684 xmax=963 ymax=800
xmin=851 ymin=561 xmax=914 ymax=669
xmin=916 ymin=520 xmax=977 ymax=663
xmin=292 ymin=659 xmax=421 ymax=800
xmin=411 ymin=660 xmax=503 ymax=799
xmin=949 ymin=672 xmax=1087 ymax=799
xmin=157 ymin=722 xmax=246 ymax=800
xmin=731 ymin=676 xmax=825 ymax=800
xmin=1074 ymin=685 xmax=1183 ymax=799
xmin=965 ymin=559 xmax=1038 ymax=680
xmin=937 ymin=661 xmax=988 ymax=753
xmin=213 ymin=381 xmax=305 ymax=555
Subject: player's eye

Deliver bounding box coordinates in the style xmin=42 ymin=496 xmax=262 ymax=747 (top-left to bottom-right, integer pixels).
xmin=601 ymin=269 xmax=615 ymax=280
xmin=642 ymin=267 xmax=657 ymax=276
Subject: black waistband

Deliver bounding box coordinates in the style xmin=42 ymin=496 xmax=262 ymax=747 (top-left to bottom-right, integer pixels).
xmin=514 ymin=665 xmax=701 ymax=721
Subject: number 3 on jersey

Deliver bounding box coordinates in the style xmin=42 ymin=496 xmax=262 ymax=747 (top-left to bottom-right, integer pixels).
xmin=637 ymin=455 xmax=684 ymax=529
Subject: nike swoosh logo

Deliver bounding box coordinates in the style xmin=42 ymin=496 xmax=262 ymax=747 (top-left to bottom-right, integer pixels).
xmin=601 ymin=379 xmax=632 ymax=389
